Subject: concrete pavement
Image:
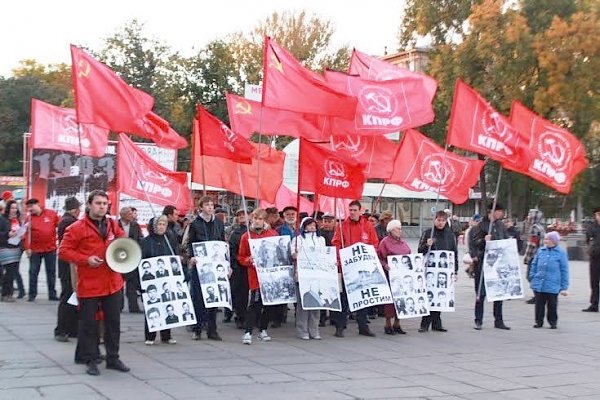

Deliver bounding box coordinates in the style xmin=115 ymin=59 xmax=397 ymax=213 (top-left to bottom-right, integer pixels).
xmin=1 ymin=241 xmax=600 ymax=399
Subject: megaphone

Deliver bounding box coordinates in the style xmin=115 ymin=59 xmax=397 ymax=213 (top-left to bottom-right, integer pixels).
xmin=106 ymin=238 xmax=142 ymax=274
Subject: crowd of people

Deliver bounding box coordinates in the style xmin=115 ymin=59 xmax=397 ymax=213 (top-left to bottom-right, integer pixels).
xmin=1 ymin=188 xmax=598 ymax=377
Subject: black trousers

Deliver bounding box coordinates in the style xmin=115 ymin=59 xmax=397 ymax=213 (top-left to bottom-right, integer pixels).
xmin=535 ymin=292 xmax=558 ymax=326
xmin=331 ymin=290 xmax=368 ymax=330
xmin=420 ymin=311 xmax=442 ymax=329
xmin=189 ymin=270 xmax=217 ymax=334
xmin=123 ymin=269 xmax=141 ymax=312
xmin=144 ymin=322 xmax=172 ymax=341
xmin=77 ymin=291 xmax=121 ymax=363
xmin=474 ymin=270 xmax=503 ymax=323
xmin=244 ymin=289 xmax=276 ymax=333
xmin=54 ymin=260 xmax=78 ymax=337
xmin=1 ymin=262 xmax=17 ymax=297
xmin=230 ymin=266 xmax=249 ymax=321
xmin=589 ymin=256 xmax=600 ymax=308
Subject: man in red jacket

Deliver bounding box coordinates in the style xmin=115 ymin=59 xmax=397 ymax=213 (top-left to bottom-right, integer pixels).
xmin=331 ymin=200 xmax=379 ymax=338
xmin=58 ymin=190 xmax=129 ymax=376
xmin=24 ymin=198 xmax=59 ymax=301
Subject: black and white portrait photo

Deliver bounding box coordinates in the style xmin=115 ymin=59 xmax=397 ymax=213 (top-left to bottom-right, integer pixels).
xmin=155 ymin=258 xmax=169 ymax=278
xmin=141 ymin=261 xmax=155 ymax=281
xmin=164 ymin=303 xmax=179 ymax=324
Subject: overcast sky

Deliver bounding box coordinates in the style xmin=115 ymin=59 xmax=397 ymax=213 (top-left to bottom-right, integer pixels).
xmin=1 ymin=0 xmax=407 ymax=77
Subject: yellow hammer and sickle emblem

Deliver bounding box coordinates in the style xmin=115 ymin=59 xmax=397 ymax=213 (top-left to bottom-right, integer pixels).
xmin=268 ymin=54 xmax=283 ymax=73
xmin=235 ymin=101 xmax=252 ymax=115
xmin=78 ymin=60 xmax=90 ymax=78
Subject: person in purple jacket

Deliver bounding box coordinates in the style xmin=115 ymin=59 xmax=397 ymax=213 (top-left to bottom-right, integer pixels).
xmin=377 ymin=219 xmax=411 ymax=335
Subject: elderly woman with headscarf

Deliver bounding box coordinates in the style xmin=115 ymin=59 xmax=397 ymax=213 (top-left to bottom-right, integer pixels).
xmin=140 ymin=215 xmax=180 ymax=345
xmin=292 ymin=216 xmax=326 ymax=340
xmin=528 ymin=231 xmax=569 ymax=329
xmin=377 ymin=219 xmax=411 ymax=335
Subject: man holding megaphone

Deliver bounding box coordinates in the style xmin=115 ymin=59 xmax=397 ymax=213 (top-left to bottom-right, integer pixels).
xmin=59 ymin=190 xmax=130 ymax=376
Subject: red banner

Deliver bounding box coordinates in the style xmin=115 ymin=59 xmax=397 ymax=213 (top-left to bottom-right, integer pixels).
xmin=31 ymin=99 xmax=108 ymax=157
xmin=348 ymin=49 xmax=437 ymax=102
xmin=195 ymin=105 xmax=255 ymax=164
xmin=191 ymin=142 xmax=285 ymax=203
xmin=130 ymin=111 xmax=187 ymax=150
xmin=226 ymin=93 xmax=329 ymax=141
xmin=260 ymin=184 xmax=314 ymax=214
xmin=298 ymin=139 xmax=365 ymax=200
xmin=446 ymin=79 xmax=530 ymax=168
xmin=262 ymin=37 xmax=357 ymax=119
xmin=508 ymin=101 xmax=588 ymax=194
xmin=324 ymin=70 xmax=435 ymax=135
xmin=71 ymin=45 xmax=154 ymax=133
xmin=319 ymin=134 xmax=398 ymax=180
xmin=117 ymin=134 xmax=192 ymax=210
xmin=390 ymin=129 xmax=484 ymax=204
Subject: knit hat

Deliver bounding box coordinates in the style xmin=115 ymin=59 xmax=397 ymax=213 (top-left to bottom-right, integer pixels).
xmin=386 ymin=219 xmax=402 ymax=233
xmin=379 ymin=210 xmax=393 ymax=221
xmin=546 ymin=231 xmax=560 ymax=246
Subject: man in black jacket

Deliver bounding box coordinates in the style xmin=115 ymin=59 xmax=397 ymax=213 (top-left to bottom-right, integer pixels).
xmin=54 ymin=197 xmax=82 ymax=342
xmin=118 ymin=207 xmax=143 ymax=313
xmin=187 ymin=196 xmax=225 ymax=341
xmin=417 ymin=210 xmax=458 ymax=333
xmin=583 ymin=207 xmax=600 ymax=312
xmin=469 ymin=203 xmax=511 ymax=330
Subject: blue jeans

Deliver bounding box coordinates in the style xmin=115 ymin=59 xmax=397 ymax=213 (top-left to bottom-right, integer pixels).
xmin=29 ymin=251 xmax=57 ymax=299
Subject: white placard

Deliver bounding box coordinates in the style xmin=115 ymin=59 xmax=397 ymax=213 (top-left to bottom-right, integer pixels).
xmin=340 ymin=242 xmax=393 ymax=312
xmin=249 ymin=236 xmax=296 ymax=305
xmin=388 ymin=253 xmax=429 ymax=319
xmin=482 ymin=239 xmax=524 ymax=302
xmin=139 ymin=255 xmax=196 ymax=332
xmin=192 ymin=241 xmax=232 ymax=310
xmin=423 ymin=251 xmax=456 ymax=312
xmin=297 ymin=246 xmax=341 ymax=311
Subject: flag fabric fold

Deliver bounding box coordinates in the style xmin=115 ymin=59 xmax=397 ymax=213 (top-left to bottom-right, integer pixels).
xmin=191 ymin=142 xmax=285 ymax=203
xmin=324 ymin=70 xmax=435 ymax=135
xmin=226 ymin=92 xmax=329 ymax=141
xmin=71 ymin=45 xmax=154 ymax=133
xmin=117 ymin=133 xmax=192 ymax=210
xmin=131 ymin=111 xmax=187 ymax=149
xmin=348 ymin=49 xmax=438 ymax=102
xmin=298 ymin=139 xmax=365 ymax=200
xmin=446 ymin=79 xmax=530 ymax=168
xmin=389 ymin=129 xmax=484 ymax=204
xmin=260 ymin=184 xmax=314 ymax=213
xmin=508 ymin=101 xmax=588 ymax=194
xmin=262 ymin=37 xmax=357 ymax=119
xmin=30 ymin=98 xmax=108 ymax=157
xmin=195 ymin=105 xmax=255 ymax=164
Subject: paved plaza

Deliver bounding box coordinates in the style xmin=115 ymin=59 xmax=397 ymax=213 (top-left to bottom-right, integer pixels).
xmin=1 ymin=240 xmax=600 ymax=399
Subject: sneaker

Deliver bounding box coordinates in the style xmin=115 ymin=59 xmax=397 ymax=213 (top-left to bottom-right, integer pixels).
xmin=55 ymin=334 xmax=69 ymax=342
xmin=258 ymin=330 xmax=271 ymax=342
xmin=242 ymin=332 xmax=252 ymax=345
xmin=191 ymin=332 xmax=201 ymax=340
xmin=311 ymin=335 xmax=322 ymax=340
xmin=474 ymin=321 xmax=482 ymax=330
xmin=165 ymin=338 xmax=177 ymax=344
xmin=300 ymin=335 xmax=310 ymax=340
xmin=144 ymin=340 xmax=154 ymax=346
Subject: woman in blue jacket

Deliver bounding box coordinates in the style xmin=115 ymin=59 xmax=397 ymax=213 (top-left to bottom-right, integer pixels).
xmin=528 ymin=231 xmax=569 ymax=329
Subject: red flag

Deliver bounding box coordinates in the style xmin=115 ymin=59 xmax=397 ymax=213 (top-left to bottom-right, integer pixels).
xmin=130 ymin=111 xmax=187 ymax=149
xmin=195 ymin=105 xmax=255 ymax=164
xmin=226 ymin=93 xmax=329 ymax=141
xmin=508 ymin=101 xmax=588 ymax=194
xmin=191 ymin=142 xmax=285 ymax=203
xmin=70 ymin=45 xmax=154 ymax=132
xmin=319 ymin=134 xmax=398 ymax=179
xmin=298 ymin=139 xmax=365 ymax=199
xmin=390 ymin=129 xmax=484 ymax=204
xmin=260 ymin=184 xmax=314 ymax=214
xmin=117 ymin=133 xmax=192 ymax=210
xmin=324 ymin=70 xmax=435 ymax=135
xmin=348 ymin=49 xmax=437 ymax=102
xmin=446 ymin=79 xmax=530 ymax=167
xmin=262 ymin=37 xmax=357 ymax=119
xmin=30 ymin=99 xmax=108 ymax=157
